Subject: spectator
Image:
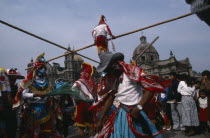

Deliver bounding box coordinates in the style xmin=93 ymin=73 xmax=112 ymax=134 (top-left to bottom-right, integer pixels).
xmin=201 ymin=70 xmax=210 ymax=91
xmin=194 ymin=80 xmax=201 ymax=101
xmin=201 ymin=70 xmax=210 ymax=126
xmin=178 ymin=75 xmax=199 ymax=136
xmin=198 ymin=89 xmax=209 ymax=133
xmin=168 ymin=72 xmax=184 ymax=131
xmin=158 ymin=87 xmax=171 ymax=130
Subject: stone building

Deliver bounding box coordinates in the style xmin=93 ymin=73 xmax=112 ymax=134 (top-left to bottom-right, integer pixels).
xmin=132 ymin=35 xmax=193 ymax=77
xmin=27 ymin=47 xmax=84 ymax=86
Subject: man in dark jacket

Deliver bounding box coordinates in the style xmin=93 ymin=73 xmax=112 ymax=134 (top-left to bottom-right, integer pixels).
xmin=168 ymin=72 xmax=184 ymax=131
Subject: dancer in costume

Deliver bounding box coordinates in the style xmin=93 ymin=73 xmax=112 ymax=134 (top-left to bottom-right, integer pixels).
xmin=92 ymin=15 xmax=115 ymax=55
xmin=0 ymin=67 xmax=11 ymax=138
xmin=54 ymin=78 xmax=75 ymax=137
xmin=19 ymin=53 xmax=62 ymax=138
xmin=144 ymin=93 xmax=171 ymax=131
xmin=72 ymin=63 xmax=96 ymax=137
xmin=93 ymin=51 xmax=170 ymax=138
xmin=5 ymin=68 xmax=24 ymax=138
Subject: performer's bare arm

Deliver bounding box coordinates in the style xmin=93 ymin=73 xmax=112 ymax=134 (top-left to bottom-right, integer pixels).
xmin=96 ymin=93 xmax=115 ymax=132
xmin=130 ymin=89 xmax=154 ymax=118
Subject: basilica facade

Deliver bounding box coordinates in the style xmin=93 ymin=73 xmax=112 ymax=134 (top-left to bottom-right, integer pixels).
xmin=132 ymin=35 xmax=193 ymax=77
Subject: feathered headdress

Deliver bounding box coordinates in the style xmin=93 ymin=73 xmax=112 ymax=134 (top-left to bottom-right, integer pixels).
xmin=20 ymin=53 xmax=46 ymax=89
xmin=81 ymin=62 xmax=94 ymax=78
xmin=98 ymin=15 xmax=107 ymax=25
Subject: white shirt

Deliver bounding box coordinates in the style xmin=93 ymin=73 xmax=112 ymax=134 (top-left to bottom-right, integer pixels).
xmin=22 ymin=88 xmax=47 ymax=104
xmin=198 ymin=97 xmax=208 ymax=109
xmin=177 ymin=81 xmax=195 ymax=96
xmin=116 ymin=73 xmax=142 ymax=106
xmin=92 ymin=24 xmax=112 ymax=40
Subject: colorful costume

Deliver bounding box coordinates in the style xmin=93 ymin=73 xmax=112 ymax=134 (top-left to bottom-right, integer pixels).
xmin=4 ymin=68 xmax=24 ymax=138
xmin=0 ymin=67 xmax=11 ymax=138
xmin=54 ymin=78 xmax=75 ymax=137
xmin=72 ymin=63 xmax=96 ymax=128
xmin=19 ymin=53 xmax=62 ymax=138
xmin=92 ymin=15 xmax=114 ymax=54
xmin=0 ymin=67 xmax=11 ymax=97
xmin=93 ymin=52 xmax=170 ymax=138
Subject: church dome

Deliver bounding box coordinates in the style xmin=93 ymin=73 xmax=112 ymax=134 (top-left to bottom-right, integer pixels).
xmin=132 ymin=36 xmax=158 ymax=61
xmin=73 ymin=54 xmax=84 ymax=62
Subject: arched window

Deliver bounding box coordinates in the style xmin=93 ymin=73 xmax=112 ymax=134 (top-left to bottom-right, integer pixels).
xmin=151 ymin=55 xmax=154 ymax=61
xmin=141 ymin=56 xmax=145 ymax=61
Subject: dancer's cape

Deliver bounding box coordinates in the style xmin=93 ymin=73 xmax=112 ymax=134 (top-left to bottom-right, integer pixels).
xmin=46 ymin=82 xmax=93 ymax=102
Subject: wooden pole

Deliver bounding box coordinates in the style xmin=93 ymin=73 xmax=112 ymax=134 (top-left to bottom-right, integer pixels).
xmin=134 ymin=36 xmax=159 ymax=61
xmin=114 ymin=13 xmax=193 ymax=38
xmin=0 ymin=19 xmax=99 ymax=63
xmin=48 ymin=13 xmax=193 ymax=62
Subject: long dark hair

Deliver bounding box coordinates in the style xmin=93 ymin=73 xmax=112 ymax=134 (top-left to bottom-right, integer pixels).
xmin=185 ymin=75 xmax=193 ymax=87
xmin=202 ymin=70 xmax=210 ymax=79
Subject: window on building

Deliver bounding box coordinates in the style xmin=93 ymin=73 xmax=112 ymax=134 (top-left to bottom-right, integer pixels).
xmin=151 ymin=55 xmax=154 ymax=61
xmin=141 ymin=56 xmax=145 ymax=61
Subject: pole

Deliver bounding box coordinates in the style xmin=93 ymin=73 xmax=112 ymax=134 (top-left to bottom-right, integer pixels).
xmin=48 ymin=13 xmax=193 ymax=62
xmin=115 ymin=13 xmax=193 ymax=38
xmin=0 ymin=19 xmax=99 ymax=63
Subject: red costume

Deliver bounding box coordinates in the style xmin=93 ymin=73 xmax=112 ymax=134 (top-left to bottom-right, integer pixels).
xmin=72 ymin=63 xmax=96 ymax=128
xmin=92 ymin=15 xmax=114 ymax=54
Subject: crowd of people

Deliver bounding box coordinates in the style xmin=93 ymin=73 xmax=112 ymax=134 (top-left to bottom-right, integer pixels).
xmin=1 ymin=53 xmax=209 ymax=138
xmin=157 ymin=71 xmax=210 ymax=136
xmin=0 ymin=15 xmax=210 ymax=138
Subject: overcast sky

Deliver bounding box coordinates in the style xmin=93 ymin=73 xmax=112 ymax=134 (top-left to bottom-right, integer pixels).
xmin=0 ymin=0 xmax=209 ymax=77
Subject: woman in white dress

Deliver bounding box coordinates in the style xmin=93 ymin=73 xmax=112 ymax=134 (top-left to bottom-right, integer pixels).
xmin=177 ymin=75 xmax=199 ymax=136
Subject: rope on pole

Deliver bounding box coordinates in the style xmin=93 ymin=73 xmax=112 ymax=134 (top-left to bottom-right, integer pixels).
xmin=0 ymin=19 xmax=99 ymax=63
xmin=48 ymin=13 xmax=193 ymax=62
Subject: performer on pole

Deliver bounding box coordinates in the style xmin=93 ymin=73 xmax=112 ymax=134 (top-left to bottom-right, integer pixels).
xmin=94 ymin=51 xmax=170 ymax=138
xmin=92 ymin=15 xmax=115 ymax=55
xmin=19 ymin=53 xmax=62 ymax=138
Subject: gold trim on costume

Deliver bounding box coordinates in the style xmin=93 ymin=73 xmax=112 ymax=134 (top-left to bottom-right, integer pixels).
xmin=38 ymin=113 xmax=51 ymax=124
xmin=29 ymin=84 xmax=51 ymax=95
xmin=76 ymin=122 xmax=94 ymax=127
xmin=35 ymin=53 xmax=45 ymax=62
